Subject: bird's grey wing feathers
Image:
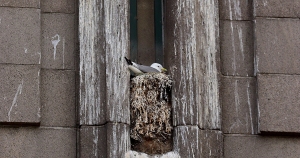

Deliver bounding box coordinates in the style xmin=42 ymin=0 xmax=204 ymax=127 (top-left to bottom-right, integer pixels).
xmin=137 ymin=64 xmax=159 ymax=73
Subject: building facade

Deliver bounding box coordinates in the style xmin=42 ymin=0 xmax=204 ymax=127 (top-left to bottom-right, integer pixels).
xmin=0 ymin=0 xmax=300 ymax=157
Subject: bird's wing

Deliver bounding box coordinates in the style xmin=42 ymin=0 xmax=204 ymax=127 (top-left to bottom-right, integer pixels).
xmin=124 ymin=57 xmax=133 ymax=65
xmin=137 ymin=64 xmax=159 ymax=73
xmin=128 ymin=65 xmax=143 ymax=74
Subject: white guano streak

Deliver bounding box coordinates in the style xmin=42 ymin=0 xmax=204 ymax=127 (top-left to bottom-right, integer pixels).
xmin=175 ymin=126 xmax=199 ymax=157
xmin=234 ymin=80 xmax=240 ymax=114
xmin=92 ymin=127 xmax=98 ymax=157
xmin=51 ymin=34 xmax=60 ymax=60
xmin=228 ymin=0 xmax=242 ymax=20
xmin=174 ymin=0 xmax=198 ymax=125
xmin=263 ymin=0 xmax=268 ymax=6
xmin=110 ymin=125 xmax=129 ymax=157
xmin=247 ymin=82 xmax=254 ymax=134
xmin=37 ymin=52 xmax=41 ymax=64
xmin=8 ymin=79 xmax=24 ymax=121
xmin=228 ymin=1 xmax=237 ymax=74
xmin=237 ymin=26 xmax=244 ymax=60
xmin=120 ymin=125 xmax=130 ymax=155
xmin=79 ymin=0 xmax=102 ymax=124
xmin=105 ymin=0 xmax=129 ymax=122
xmin=232 ymin=0 xmax=241 ymax=19
xmin=200 ymin=0 xmax=220 ymax=128
xmin=63 ymin=38 xmax=65 ymax=69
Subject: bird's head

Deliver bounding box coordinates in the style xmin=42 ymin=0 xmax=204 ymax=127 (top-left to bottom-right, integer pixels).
xmin=150 ymin=63 xmax=167 ymax=73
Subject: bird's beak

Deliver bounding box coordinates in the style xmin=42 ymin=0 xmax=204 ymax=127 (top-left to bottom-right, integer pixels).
xmin=161 ymin=68 xmax=167 ymax=72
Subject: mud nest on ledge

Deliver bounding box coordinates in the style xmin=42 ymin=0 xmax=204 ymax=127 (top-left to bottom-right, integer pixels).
xmin=130 ymin=73 xmax=173 ymax=155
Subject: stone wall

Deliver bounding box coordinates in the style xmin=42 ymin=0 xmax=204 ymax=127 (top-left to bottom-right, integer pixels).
xmin=1 ymin=0 xmax=300 ymax=157
xmin=221 ymin=0 xmax=300 ymax=157
xmin=79 ymin=0 xmax=222 ymax=157
xmin=0 ymin=0 xmax=77 ymax=157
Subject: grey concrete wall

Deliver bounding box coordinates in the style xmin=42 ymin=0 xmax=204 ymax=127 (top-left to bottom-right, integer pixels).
xmin=254 ymin=0 xmax=300 ymax=135
xmin=1 ymin=0 xmax=299 ymax=157
xmin=221 ymin=0 xmax=300 ymax=157
xmin=220 ymin=0 xmax=258 ymax=134
xmin=0 ymin=0 xmax=77 ymax=157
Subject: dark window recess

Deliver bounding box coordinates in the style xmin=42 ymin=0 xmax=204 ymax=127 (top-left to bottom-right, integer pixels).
xmin=130 ymin=0 xmax=173 ymax=155
xmin=154 ymin=0 xmax=163 ymax=64
xmin=130 ymin=0 xmax=138 ymax=62
xmin=130 ymin=0 xmax=164 ymax=65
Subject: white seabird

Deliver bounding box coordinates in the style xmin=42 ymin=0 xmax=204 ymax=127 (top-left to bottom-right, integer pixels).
xmin=124 ymin=57 xmax=167 ymax=75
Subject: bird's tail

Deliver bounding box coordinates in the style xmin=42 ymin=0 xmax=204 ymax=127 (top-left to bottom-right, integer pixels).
xmin=124 ymin=57 xmax=133 ymax=65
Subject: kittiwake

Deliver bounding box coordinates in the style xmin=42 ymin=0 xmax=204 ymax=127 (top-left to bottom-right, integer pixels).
xmin=124 ymin=57 xmax=167 ymax=75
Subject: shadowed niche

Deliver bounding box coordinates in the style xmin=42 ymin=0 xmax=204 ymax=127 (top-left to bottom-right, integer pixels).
xmin=130 ymin=73 xmax=173 ymax=155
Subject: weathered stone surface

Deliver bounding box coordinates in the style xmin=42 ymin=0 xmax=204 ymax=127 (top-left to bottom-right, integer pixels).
xmin=255 ymin=18 xmax=300 ymax=74
xmin=220 ymin=20 xmax=254 ymax=77
xmin=174 ymin=126 xmax=200 ymax=157
xmin=0 ymin=65 xmax=40 ymax=124
xmin=80 ymin=0 xmax=130 ymax=125
xmin=0 ymin=0 xmax=40 ymax=8
xmin=224 ymin=135 xmax=300 ymax=158
xmin=200 ymin=130 xmax=223 ymax=157
xmin=221 ymin=77 xmax=257 ymax=134
xmin=107 ymin=123 xmax=130 ymax=158
xmin=128 ymin=129 xmax=222 ymax=158
xmin=40 ymin=70 xmax=75 ymax=127
xmin=165 ymin=0 xmax=220 ymax=128
xmin=0 ymin=127 xmax=76 ymax=158
xmin=258 ymin=74 xmax=300 ymax=133
xmin=41 ymin=0 xmax=75 ymax=13
xmin=80 ymin=126 xmax=107 ymax=158
xmin=104 ymin=1 xmax=130 ymax=124
xmin=79 ymin=0 xmax=106 ymax=125
xmin=254 ymin=0 xmax=300 ymax=18
xmin=165 ymin=0 xmax=200 ymax=126
xmin=42 ymin=13 xmax=75 ymax=69
xmin=219 ymin=0 xmax=253 ymax=20
xmin=0 ymin=7 xmax=41 ymax=65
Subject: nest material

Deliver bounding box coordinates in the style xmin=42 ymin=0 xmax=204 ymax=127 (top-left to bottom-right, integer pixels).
xmin=130 ymin=73 xmax=173 ymax=154
xmin=130 ymin=73 xmax=173 ymax=140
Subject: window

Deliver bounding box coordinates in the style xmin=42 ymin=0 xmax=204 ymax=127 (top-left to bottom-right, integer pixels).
xmin=130 ymin=0 xmax=164 ymax=65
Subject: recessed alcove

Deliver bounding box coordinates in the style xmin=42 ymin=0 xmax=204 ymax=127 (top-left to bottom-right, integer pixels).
xmin=79 ymin=0 xmax=221 ymax=157
xmin=129 ymin=0 xmax=173 ymax=155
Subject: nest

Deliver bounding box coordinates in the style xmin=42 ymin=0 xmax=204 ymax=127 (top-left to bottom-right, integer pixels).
xmin=130 ymin=73 xmax=173 ymax=154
